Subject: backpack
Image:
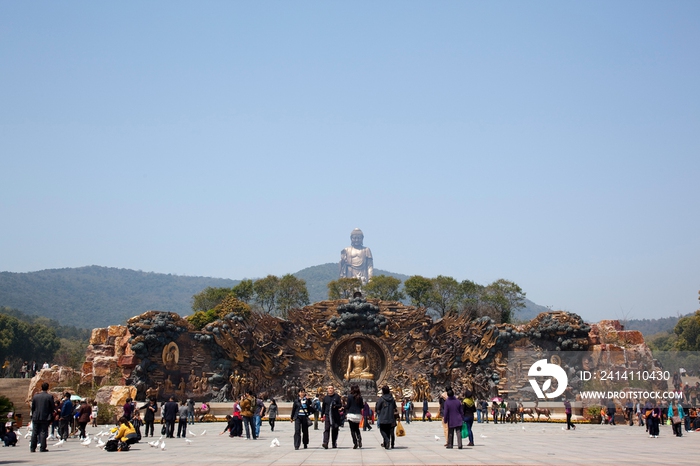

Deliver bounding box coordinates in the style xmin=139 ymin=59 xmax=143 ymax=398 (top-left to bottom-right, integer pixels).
xmin=104 ymin=439 xmax=119 ymax=452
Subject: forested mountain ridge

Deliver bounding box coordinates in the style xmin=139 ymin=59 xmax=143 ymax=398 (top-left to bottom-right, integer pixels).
xmin=0 ymin=266 xmax=238 ymax=328
xmin=1 ymin=264 xmax=551 ymax=329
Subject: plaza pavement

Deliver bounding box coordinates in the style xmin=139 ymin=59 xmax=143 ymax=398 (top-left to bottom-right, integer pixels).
xmin=2 ymin=420 xmax=697 ymax=466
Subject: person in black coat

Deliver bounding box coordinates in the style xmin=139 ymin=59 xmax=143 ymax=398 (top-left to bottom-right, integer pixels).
xmin=140 ymin=398 xmax=158 ymax=437
xmin=30 ymin=382 xmax=55 ymax=453
xmin=290 ymin=387 xmax=315 ymax=450
xmin=321 ymin=385 xmax=342 ymax=449
xmin=162 ymin=396 xmax=179 ymax=438
xmin=375 ymin=385 xmax=397 ymax=450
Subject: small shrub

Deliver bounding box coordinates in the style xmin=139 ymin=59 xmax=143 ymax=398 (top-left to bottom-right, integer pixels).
xmin=97 ymin=403 xmax=118 ymax=426
xmin=586 ymin=405 xmax=602 ymax=418
xmin=0 ymin=395 xmax=14 ymax=418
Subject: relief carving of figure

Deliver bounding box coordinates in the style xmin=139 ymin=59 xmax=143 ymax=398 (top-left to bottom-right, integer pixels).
xmin=177 ymin=377 xmax=186 ymax=397
xmin=162 ymin=342 xmax=179 ymax=370
xmin=164 ymin=375 xmax=174 ymax=393
xmin=345 ymin=341 xmax=374 ymax=380
xmin=229 ymin=370 xmax=242 ymax=400
xmin=339 ymin=228 xmax=373 ymax=284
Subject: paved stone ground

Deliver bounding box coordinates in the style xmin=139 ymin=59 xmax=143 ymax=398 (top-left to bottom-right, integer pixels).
xmin=2 ymin=420 xmax=698 ymax=465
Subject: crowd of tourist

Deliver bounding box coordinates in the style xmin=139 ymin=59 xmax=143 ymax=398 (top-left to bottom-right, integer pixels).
xmin=1 ymin=360 xmax=51 ymax=379
xmin=17 ymin=377 xmax=699 ymax=456
xmin=597 ymin=397 xmax=700 ymax=438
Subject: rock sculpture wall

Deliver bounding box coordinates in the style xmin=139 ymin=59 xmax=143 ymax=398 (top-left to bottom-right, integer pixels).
xmin=82 ymin=298 xmax=635 ymax=404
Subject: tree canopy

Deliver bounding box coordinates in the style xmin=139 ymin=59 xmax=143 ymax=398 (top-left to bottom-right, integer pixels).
xmin=429 ymin=275 xmax=463 ymax=317
xmin=253 ymin=275 xmax=280 ymax=314
xmin=191 ymin=286 xmax=232 ymax=313
xmin=0 ymin=313 xmax=61 ymax=364
xmin=674 ymin=309 xmax=700 ymax=351
xmin=232 ymin=279 xmax=255 ymax=303
xmin=327 ymin=277 xmax=362 ymax=300
xmin=276 ymin=274 xmax=310 ymax=318
xmin=190 ymin=274 xmax=309 ymax=321
xmin=403 ymin=275 xmax=434 ymax=308
xmin=481 ymin=279 xmax=526 ymax=324
xmin=403 ymin=275 xmax=526 ymax=323
xmin=363 ymin=275 xmax=405 ymax=301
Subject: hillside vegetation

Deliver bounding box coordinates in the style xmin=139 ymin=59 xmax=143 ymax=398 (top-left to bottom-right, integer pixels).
xmin=624 ymin=315 xmax=685 ymax=336
xmin=0 ymin=307 xmax=89 ymax=371
xmin=0 ymin=266 xmax=237 ymax=328
xmin=2 ymin=264 xmax=556 ymax=330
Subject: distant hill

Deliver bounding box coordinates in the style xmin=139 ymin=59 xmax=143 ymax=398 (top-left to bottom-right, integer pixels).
xmin=624 ymin=315 xmax=686 ymax=336
xmin=1 ymin=264 xmax=554 ymax=330
xmin=293 ymin=263 xmax=409 ymax=304
xmin=517 ymin=300 xmax=550 ymax=322
xmin=0 ymin=266 xmax=238 ymax=328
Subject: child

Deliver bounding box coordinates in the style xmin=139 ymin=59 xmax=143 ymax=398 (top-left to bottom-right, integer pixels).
xmin=3 ymin=427 xmax=17 ymax=447
xmin=91 ymin=401 xmax=98 ymax=427
xmin=131 ymin=410 xmax=143 ymax=441
xmin=268 ymin=399 xmax=278 ymax=432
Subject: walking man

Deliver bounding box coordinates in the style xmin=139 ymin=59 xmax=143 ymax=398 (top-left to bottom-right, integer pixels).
xmin=30 ymin=382 xmax=55 ymax=453
xmin=321 ymin=385 xmax=341 ymax=449
xmin=163 ymin=396 xmax=178 ymax=438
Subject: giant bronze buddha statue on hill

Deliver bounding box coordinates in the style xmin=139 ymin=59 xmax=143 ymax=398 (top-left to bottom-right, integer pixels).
xmin=339 ymin=228 xmax=373 ymax=285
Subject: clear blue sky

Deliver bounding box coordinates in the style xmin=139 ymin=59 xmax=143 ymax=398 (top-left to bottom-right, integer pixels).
xmin=1 ymin=1 xmax=699 ymax=322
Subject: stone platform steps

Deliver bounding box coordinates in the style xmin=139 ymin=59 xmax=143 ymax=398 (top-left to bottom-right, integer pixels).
xmin=0 ymin=378 xmax=32 ymax=422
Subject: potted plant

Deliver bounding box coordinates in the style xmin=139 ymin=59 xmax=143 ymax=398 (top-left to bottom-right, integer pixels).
xmin=586 ymin=405 xmax=602 ymax=424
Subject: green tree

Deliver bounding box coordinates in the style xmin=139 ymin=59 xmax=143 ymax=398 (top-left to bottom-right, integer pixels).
xmin=232 ymin=279 xmax=255 ymax=303
xmin=53 ymin=338 xmax=89 ymax=369
xmin=429 ymin=275 xmax=463 ymax=317
xmin=276 ymin=274 xmax=310 ymax=318
xmin=403 ymin=275 xmax=433 ymax=308
xmin=186 ymin=309 xmax=219 ymax=330
xmin=460 ymin=279 xmax=485 ymax=317
xmin=0 ymin=314 xmax=60 ymax=363
xmin=215 ymin=295 xmax=251 ymax=319
xmin=674 ymin=310 xmax=700 ymax=351
xmin=0 ymin=395 xmax=13 ymax=419
xmin=191 ymin=286 xmax=232 ymax=313
xmin=482 ymin=279 xmax=526 ymax=324
xmin=253 ymin=275 xmax=280 ymax=313
xmin=647 ymin=331 xmax=677 ymax=351
xmin=327 ymin=277 xmax=362 ymax=300
xmin=364 ymin=275 xmax=405 ymax=301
